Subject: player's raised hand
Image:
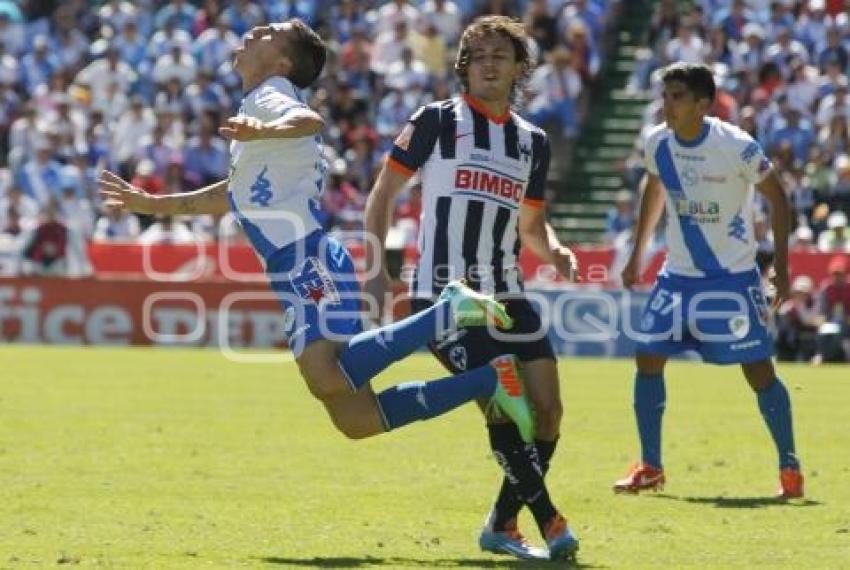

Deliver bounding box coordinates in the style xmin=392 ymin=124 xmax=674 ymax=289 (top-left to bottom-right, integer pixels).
xmin=219 ymin=116 xmax=268 ymax=141
xmin=621 ymin=256 xmax=641 ymax=289
xmin=553 ymin=245 xmax=581 ymax=282
xmin=98 ymin=170 xmax=159 ymax=214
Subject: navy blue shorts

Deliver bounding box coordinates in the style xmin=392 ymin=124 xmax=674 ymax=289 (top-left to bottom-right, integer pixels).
xmin=266 ymin=231 xmax=363 ymax=357
xmin=635 ymin=268 xmax=774 ymax=364
xmin=411 ymin=296 xmax=555 ymax=373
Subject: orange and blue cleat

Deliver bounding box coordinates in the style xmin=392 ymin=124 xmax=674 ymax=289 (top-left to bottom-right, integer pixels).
xmin=613 ymin=462 xmax=666 ymax=494
xmin=544 ymin=513 xmax=579 ymax=561
xmin=479 ymin=515 xmax=547 ymax=560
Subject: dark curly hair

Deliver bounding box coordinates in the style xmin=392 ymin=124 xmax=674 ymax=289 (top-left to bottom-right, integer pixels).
xmin=454 ymin=16 xmax=532 ymax=104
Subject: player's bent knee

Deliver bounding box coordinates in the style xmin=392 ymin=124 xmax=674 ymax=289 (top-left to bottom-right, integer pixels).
xmin=329 ymin=416 xmax=373 ymax=440
xmin=636 ymin=352 xmax=667 ymax=375
xmin=534 ymin=400 xmax=563 ymax=438
xmin=299 ymin=362 xmax=353 ymax=402
xmin=741 ymin=359 xmax=776 ymax=391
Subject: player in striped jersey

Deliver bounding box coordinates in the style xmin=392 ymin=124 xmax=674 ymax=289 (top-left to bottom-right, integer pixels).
xmin=98 ymin=21 xmax=535 ymax=453
xmin=365 ymin=16 xmax=579 ymax=561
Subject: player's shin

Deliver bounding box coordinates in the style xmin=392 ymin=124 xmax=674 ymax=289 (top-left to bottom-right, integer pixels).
xmin=487 ymin=423 xmax=557 ymax=536
xmin=374 ymin=364 xmax=495 ymax=430
xmin=635 ymin=371 xmax=666 ymax=469
xmin=756 ymin=377 xmax=800 ymax=470
xmin=338 ymin=301 xmax=453 ymax=388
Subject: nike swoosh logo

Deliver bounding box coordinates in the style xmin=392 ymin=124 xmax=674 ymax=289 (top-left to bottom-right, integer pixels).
xmin=455 ymin=132 xmax=473 ymax=140
xmin=638 ymin=474 xmax=662 ymax=486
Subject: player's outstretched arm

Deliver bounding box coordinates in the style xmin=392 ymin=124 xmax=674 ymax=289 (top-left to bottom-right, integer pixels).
xmin=756 ymin=169 xmax=792 ymax=307
xmin=363 ymin=161 xmax=411 ymax=312
xmin=98 ymin=170 xmax=231 ymax=216
xmin=518 ymin=205 xmax=579 ymax=281
xmin=219 ymin=109 xmax=324 ymax=141
xmin=622 ymin=173 xmax=666 ymax=288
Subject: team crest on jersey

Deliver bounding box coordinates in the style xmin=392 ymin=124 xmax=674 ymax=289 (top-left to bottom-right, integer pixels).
xmin=728 ymin=315 xmax=750 ymax=339
xmin=680 ymin=166 xmax=699 ymax=187
xmin=519 ymin=142 xmax=531 ymax=163
xmin=250 ymin=166 xmax=273 ymax=207
xmin=757 ymin=158 xmax=771 ymax=175
xmin=449 ymin=345 xmax=468 ymax=370
xmin=740 ymin=142 xmax=762 ymax=164
xmin=291 ymin=257 xmax=341 ymax=306
xmin=394 ymin=123 xmax=414 ymax=151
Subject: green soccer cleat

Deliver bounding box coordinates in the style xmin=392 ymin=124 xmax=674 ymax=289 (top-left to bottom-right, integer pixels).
xmin=488 ymin=355 xmax=534 ymax=444
xmin=438 ymin=279 xmax=513 ymax=329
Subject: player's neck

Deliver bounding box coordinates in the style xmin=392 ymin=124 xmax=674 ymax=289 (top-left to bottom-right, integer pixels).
xmin=463 ymin=93 xmax=511 ymax=123
xmin=241 ymin=71 xmax=287 ymax=95
xmin=674 ymin=118 xmax=708 ymax=145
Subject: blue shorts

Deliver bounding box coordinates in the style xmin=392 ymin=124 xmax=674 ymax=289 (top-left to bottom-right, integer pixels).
xmin=266 ymin=231 xmax=363 ymax=357
xmin=635 ymin=268 xmax=774 ymax=364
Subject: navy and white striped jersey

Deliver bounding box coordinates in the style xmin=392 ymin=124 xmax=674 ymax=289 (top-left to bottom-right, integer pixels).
xmin=388 ymin=94 xmax=549 ymax=298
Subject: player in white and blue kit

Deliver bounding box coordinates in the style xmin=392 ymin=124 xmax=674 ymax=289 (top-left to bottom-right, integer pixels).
xmin=98 ymin=20 xmax=534 ymax=447
xmin=612 ymin=63 xmax=804 ymax=499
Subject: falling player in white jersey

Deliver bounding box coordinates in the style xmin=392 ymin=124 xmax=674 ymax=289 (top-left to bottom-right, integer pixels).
xmin=98 ymin=21 xmax=535 ymax=458
xmin=613 ymin=62 xmax=803 ymax=499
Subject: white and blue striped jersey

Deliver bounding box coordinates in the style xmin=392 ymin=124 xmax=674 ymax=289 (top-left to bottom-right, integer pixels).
xmin=228 ymin=76 xmax=326 ymax=260
xmin=388 ymin=95 xmax=549 ymax=297
xmin=644 ymin=116 xmax=773 ymax=277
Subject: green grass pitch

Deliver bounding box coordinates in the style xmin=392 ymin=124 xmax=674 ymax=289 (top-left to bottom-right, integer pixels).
xmin=0 ymin=346 xmax=848 ymax=568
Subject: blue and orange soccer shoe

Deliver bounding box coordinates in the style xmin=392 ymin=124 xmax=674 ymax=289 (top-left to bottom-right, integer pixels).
xmin=479 ymin=515 xmax=547 ymax=560
xmin=613 ymin=462 xmax=666 ymax=494
xmin=777 ymin=467 xmax=804 ymax=499
xmin=544 ymin=513 xmax=579 ymax=562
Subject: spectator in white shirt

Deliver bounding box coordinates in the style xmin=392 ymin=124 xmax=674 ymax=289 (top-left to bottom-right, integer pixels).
xmin=93 ymin=208 xmax=141 ymax=241
xmin=112 ymin=96 xmax=156 ymax=173
xmin=665 ymin=23 xmax=706 ymax=64
xmin=420 ymin=0 xmax=462 ymax=45
xmin=384 ymin=47 xmax=431 ymax=93
xmin=152 ymin=44 xmax=198 ymax=87
xmin=75 ymin=46 xmax=137 ymax=104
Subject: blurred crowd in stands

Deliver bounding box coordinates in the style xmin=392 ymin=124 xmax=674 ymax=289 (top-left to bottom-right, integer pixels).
xmin=0 ymin=0 xmax=615 ymax=276
xmin=605 ymin=0 xmax=850 ymax=363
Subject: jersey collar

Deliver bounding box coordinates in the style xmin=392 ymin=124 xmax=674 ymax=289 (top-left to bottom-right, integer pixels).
xmin=463 ymin=94 xmax=511 ymax=124
xmin=243 ymin=75 xmax=298 ymax=100
xmin=674 ymin=119 xmax=710 ymax=148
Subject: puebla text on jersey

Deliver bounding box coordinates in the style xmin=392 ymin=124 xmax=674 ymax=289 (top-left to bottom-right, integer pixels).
xmin=644 ymin=116 xmax=773 ymax=278
xmin=228 ymin=76 xmax=326 ymax=260
xmin=388 ymin=94 xmax=549 ymax=297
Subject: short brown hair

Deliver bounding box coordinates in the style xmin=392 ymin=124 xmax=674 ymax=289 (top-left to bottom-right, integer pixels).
xmin=661 ymin=62 xmax=716 ymax=104
xmin=454 ymin=16 xmax=532 ymax=103
xmin=285 ymin=19 xmax=326 ymax=89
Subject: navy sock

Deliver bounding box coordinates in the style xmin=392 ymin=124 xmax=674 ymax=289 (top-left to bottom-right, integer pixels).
xmin=634 ymin=371 xmax=665 ymax=468
xmin=488 ymin=423 xmax=557 ymax=536
xmin=338 ymin=301 xmax=452 ymax=389
xmin=376 ymin=364 xmax=495 ymax=430
xmin=756 ymin=378 xmax=800 ymax=469
xmin=492 ymin=436 xmax=559 ymax=530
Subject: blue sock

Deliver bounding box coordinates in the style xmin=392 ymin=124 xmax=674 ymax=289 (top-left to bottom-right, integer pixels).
xmin=338 ymin=301 xmax=452 ymax=389
xmin=634 ymin=371 xmax=666 ymax=468
xmin=376 ymin=365 xmax=496 ymax=430
xmin=756 ymin=378 xmax=799 ymax=469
